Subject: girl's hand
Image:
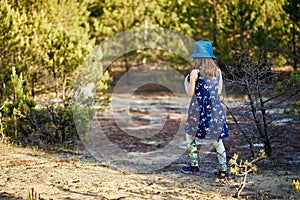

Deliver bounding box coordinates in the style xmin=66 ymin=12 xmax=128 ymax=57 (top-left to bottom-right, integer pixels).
xmin=187 ymin=74 xmax=190 ymax=82
xmin=184 ymin=69 xmax=197 ymax=96
xmin=184 ymin=74 xmax=190 ymax=94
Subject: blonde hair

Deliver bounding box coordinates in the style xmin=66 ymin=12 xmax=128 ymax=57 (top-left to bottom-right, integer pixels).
xmin=193 ymin=58 xmax=219 ymax=78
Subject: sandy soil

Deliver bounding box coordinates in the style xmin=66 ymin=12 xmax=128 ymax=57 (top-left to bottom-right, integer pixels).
xmin=0 ymin=139 xmax=299 ymax=200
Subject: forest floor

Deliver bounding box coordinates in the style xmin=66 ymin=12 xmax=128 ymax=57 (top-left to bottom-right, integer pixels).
xmin=0 ymin=125 xmax=299 ymax=200
xmin=0 ymin=93 xmax=299 ymax=200
xmin=0 ymin=67 xmax=299 ymax=200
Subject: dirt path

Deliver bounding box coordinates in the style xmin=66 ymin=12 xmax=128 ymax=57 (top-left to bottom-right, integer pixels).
xmin=0 ymin=140 xmax=299 ymax=200
xmin=0 ymin=142 xmax=233 ymax=200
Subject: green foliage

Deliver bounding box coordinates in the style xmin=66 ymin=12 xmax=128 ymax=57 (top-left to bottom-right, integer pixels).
xmin=0 ymin=0 xmax=107 ymax=144
xmin=277 ymin=70 xmax=300 ymax=94
xmin=1 ymin=0 xmax=296 ymax=98
xmin=71 ymin=104 xmax=95 ymax=137
xmin=220 ymin=0 xmax=261 ymax=49
xmin=86 ymin=0 xmax=297 ymax=70
xmin=39 ymin=0 xmax=93 ymax=99
xmin=283 ymin=0 xmax=300 ymax=29
xmin=0 ymin=1 xmax=23 ymax=101
xmin=282 ymin=0 xmax=300 ymax=69
xmin=26 ymin=101 xmax=94 ymax=144
xmin=88 ymin=0 xmax=198 ymax=43
xmin=0 ymin=67 xmax=96 ymax=144
xmin=0 ymin=0 xmax=95 ymax=102
xmin=1 ymin=67 xmax=35 ymax=139
xmin=285 ymin=101 xmax=300 ymax=117
xmin=96 ymin=71 xmax=112 ymax=111
xmin=279 ymin=70 xmax=300 ymax=117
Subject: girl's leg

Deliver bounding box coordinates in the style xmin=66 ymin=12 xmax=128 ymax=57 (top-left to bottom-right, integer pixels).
xmin=188 ymin=139 xmax=199 ymax=167
xmin=186 ymin=133 xmax=194 ymax=145
xmin=181 ymin=134 xmax=200 ymax=176
xmin=212 ymin=139 xmax=227 ymax=171
xmin=185 ymin=133 xmax=199 ymax=167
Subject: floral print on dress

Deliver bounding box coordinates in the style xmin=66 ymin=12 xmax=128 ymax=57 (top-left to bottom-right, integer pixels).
xmin=185 ymin=69 xmax=228 ymax=140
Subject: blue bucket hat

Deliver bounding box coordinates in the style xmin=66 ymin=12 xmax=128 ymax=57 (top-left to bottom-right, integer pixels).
xmin=191 ymin=40 xmax=216 ymax=59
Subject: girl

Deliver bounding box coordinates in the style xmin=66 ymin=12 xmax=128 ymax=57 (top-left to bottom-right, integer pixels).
xmin=181 ymin=40 xmax=229 ymax=179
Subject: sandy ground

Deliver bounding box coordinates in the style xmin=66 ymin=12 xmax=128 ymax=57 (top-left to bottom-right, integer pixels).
xmin=0 ymin=141 xmax=233 ymax=200
xmin=0 ymin=140 xmax=299 ymax=200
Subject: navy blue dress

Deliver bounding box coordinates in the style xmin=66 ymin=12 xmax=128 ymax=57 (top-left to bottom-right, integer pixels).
xmin=185 ymin=69 xmax=228 ymax=140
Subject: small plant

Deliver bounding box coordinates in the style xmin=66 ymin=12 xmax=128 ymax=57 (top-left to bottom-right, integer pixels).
xmin=292 ymin=180 xmax=300 ymax=192
xmin=285 ymin=100 xmax=300 ymax=117
xmin=27 ymin=188 xmax=46 ymax=200
xmin=229 ymin=150 xmax=267 ymax=198
xmin=0 ymin=106 xmax=4 ymax=140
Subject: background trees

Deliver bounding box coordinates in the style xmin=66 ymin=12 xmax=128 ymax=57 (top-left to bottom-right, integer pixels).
xmin=283 ymin=0 xmax=300 ymax=70
xmin=0 ymin=0 xmax=95 ymax=142
xmin=1 ymin=0 xmax=298 ymax=99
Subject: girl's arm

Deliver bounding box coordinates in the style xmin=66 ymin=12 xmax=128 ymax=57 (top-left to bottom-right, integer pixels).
xmin=185 ymin=69 xmax=198 ymax=97
xmin=218 ymin=72 xmax=223 ymax=96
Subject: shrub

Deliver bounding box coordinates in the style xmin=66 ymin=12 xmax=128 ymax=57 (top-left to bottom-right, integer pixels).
xmin=228 ymin=150 xmax=267 ymax=198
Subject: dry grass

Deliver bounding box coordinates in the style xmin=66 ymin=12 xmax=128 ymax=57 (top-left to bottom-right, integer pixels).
xmin=271 ymin=65 xmax=294 ymax=72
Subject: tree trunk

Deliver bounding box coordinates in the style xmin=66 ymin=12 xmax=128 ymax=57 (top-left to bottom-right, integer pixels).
xmin=263 ymin=138 xmax=272 ymax=156
xmin=31 ymin=77 xmax=35 ymax=99
xmin=246 ymin=85 xmax=263 ymax=139
xmin=292 ymin=23 xmax=298 ymax=70
xmin=258 ymin=88 xmax=272 ymax=156
xmin=122 ymin=1 xmax=130 ymax=73
xmin=55 ymin=78 xmax=59 ymax=99
xmin=223 ymin=101 xmax=255 ymax=156
xmin=52 ymin=64 xmax=59 ymax=98
xmin=239 ymin=20 xmax=244 ymax=49
xmin=62 ymin=73 xmax=66 ymax=101
xmin=212 ymin=0 xmax=218 ymax=48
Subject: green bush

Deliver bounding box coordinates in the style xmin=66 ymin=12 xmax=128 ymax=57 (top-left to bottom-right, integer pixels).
xmin=25 ymin=101 xmax=95 ymax=144
xmin=0 ymin=67 xmax=36 ymax=139
xmin=285 ymin=100 xmax=300 ymax=117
